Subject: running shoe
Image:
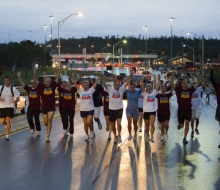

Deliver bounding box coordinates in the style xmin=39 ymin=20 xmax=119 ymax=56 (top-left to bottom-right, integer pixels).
xmin=63 ymin=130 xmax=67 ymax=136
xmin=183 ymin=137 xmax=188 ymax=144
xmin=177 ymin=124 xmax=181 ymax=130
xmin=117 ymin=135 xmax=122 ymax=143
xmin=5 ymin=135 xmax=9 ymax=141
xmin=161 ymin=136 xmax=164 ymax=142
xmin=133 ymin=134 xmax=137 ymax=141
xmin=191 ymin=131 xmax=194 ymax=138
xmin=128 ymin=135 xmax=132 ymax=141
xmin=46 ymin=135 xmax=50 ymax=142
xmin=108 ymin=134 xmax=111 ymax=140
xmin=69 ymin=134 xmax=73 ymax=138
xmin=30 ymin=129 xmax=34 ymax=135
xmin=150 ymin=137 xmax=154 ymax=143
xmin=164 ymin=133 xmax=168 ymax=141
xmin=98 ymin=122 xmax=102 ymax=130
xmin=114 ymin=136 xmax=118 ymax=144
xmin=195 ymin=128 xmax=199 ymax=135
xmin=37 ymin=131 xmax=40 ymax=136
xmin=85 ymin=135 xmax=89 ymax=141
xmin=139 ymin=128 xmax=142 ymax=132
xmin=106 ymin=126 xmax=109 ymax=132
xmin=90 ymin=132 xmax=95 ymax=139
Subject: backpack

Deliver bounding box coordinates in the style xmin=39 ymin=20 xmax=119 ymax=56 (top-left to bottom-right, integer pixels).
xmin=0 ymin=85 xmax=14 ymax=97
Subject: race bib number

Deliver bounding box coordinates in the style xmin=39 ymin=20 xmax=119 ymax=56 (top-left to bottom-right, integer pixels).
xmin=181 ymin=91 xmax=190 ymax=98
xmin=44 ymin=88 xmax=52 ymax=95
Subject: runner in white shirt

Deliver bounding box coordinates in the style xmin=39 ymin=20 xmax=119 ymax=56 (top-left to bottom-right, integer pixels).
xmin=141 ymin=74 xmax=160 ymax=142
xmin=191 ymin=74 xmax=208 ymax=137
xmin=102 ymin=74 xmax=131 ymax=144
xmin=72 ymin=72 xmax=101 ymax=141
xmin=0 ymin=76 xmax=20 ymax=140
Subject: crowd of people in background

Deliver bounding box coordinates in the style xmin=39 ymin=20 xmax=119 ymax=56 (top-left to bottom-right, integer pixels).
xmin=0 ymin=67 xmax=219 ymax=148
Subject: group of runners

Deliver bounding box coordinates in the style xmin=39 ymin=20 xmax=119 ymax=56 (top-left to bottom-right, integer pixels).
xmin=0 ymin=67 xmax=219 ymax=147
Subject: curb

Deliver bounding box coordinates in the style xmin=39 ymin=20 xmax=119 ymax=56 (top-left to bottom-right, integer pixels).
xmin=0 ymin=108 xmax=80 ymax=138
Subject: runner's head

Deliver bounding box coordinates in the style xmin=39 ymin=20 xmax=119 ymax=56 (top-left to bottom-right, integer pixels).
xmin=114 ymin=80 xmax=120 ymax=90
xmin=45 ymin=77 xmax=51 ymax=87
xmin=181 ymin=79 xmax=188 ymax=89
xmin=136 ymin=80 xmax=140 ymax=86
xmin=161 ymin=85 xmax=166 ymax=94
xmin=129 ymin=83 xmax=136 ymax=92
xmin=82 ymin=80 xmax=89 ymax=90
xmin=4 ymin=76 xmax=11 ymax=87
xmin=30 ymin=79 xmax=36 ymax=88
xmin=145 ymin=83 xmax=152 ymax=93
xmin=62 ymin=81 xmax=67 ymax=88
xmin=66 ymin=81 xmax=72 ymax=91
xmin=160 ymin=80 xmax=164 ymax=86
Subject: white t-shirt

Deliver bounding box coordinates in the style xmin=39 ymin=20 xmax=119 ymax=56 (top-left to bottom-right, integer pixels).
xmin=191 ymin=86 xmax=203 ymax=109
xmin=107 ymin=86 xmax=125 ymax=110
xmin=78 ymin=87 xmax=95 ymax=111
xmin=143 ymin=89 xmax=158 ymax=112
xmin=0 ymin=85 xmax=20 ymax=108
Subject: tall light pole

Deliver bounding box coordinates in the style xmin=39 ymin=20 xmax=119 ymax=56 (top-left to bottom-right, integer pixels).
xmin=143 ymin=26 xmax=148 ymax=66
xmin=101 ymin=44 xmax=111 ymax=71
xmin=169 ymin=17 xmax=175 ymax=65
xmin=112 ymin=40 xmax=127 ymax=66
xmin=183 ymin=44 xmax=195 ymax=75
xmin=58 ymin=13 xmax=82 ymax=69
xmin=187 ymin=32 xmax=204 ymax=78
xmin=49 ymin=15 xmax=55 ymax=59
xmin=44 ymin=25 xmax=49 ymax=71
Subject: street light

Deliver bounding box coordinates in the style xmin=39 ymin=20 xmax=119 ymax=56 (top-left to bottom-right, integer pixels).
xmin=49 ymin=15 xmax=55 ymax=59
xmin=112 ymin=40 xmax=127 ymax=66
xmin=183 ymin=44 xmax=195 ymax=75
xmin=101 ymin=44 xmax=111 ymax=71
xmin=143 ymin=26 xmax=148 ymax=66
xmin=168 ymin=17 xmax=175 ymax=64
xmin=187 ymin=32 xmax=204 ymax=78
xmin=58 ymin=13 xmax=82 ymax=69
xmin=44 ymin=25 xmax=49 ymax=72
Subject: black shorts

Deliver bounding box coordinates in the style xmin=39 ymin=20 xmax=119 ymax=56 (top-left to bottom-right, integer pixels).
xmin=138 ymin=107 xmax=143 ymax=113
xmin=104 ymin=110 xmax=109 ymax=116
xmin=0 ymin=108 xmax=14 ymax=118
xmin=143 ymin=112 xmax=156 ymax=120
xmin=158 ymin=114 xmax=170 ymax=122
xmin=80 ymin=110 xmax=94 ymax=118
xmin=215 ymin=106 xmax=220 ymax=121
xmin=109 ymin=108 xmax=123 ymax=122
xmin=41 ymin=107 xmax=56 ymax=115
xmin=178 ymin=109 xmax=192 ymax=124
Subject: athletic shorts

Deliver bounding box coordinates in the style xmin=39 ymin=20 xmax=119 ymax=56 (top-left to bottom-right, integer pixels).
xmin=126 ymin=108 xmax=139 ymax=119
xmin=138 ymin=107 xmax=143 ymax=113
xmin=143 ymin=112 xmax=156 ymax=120
xmin=215 ymin=106 xmax=220 ymax=121
xmin=0 ymin=108 xmax=14 ymax=118
xmin=104 ymin=110 xmax=109 ymax=116
xmin=80 ymin=110 xmax=94 ymax=118
xmin=191 ymin=108 xmax=201 ymax=119
xmin=94 ymin=106 xmax=102 ymax=118
xmin=178 ymin=109 xmax=192 ymax=124
xmin=41 ymin=107 xmax=56 ymax=115
xmin=109 ymin=108 xmax=123 ymax=122
xmin=157 ymin=114 xmax=170 ymax=122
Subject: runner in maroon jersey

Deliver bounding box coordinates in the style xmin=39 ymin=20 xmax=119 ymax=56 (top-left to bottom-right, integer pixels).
xmin=17 ymin=71 xmax=41 ymax=136
xmin=62 ymin=81 xmax=77 ymax=139
xmin=34 ymin=69 xmax=60 ymax=142
xmin=102 ymin=84 xmax=112 ymax=140
xmin=171 ymin=71 xmax=200 ymax=144
xmin=156 ymin=74 xmax=174 ymax=142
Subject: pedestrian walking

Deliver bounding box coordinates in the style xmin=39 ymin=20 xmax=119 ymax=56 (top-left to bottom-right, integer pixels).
xmin=102 ymin=75 xmax=131 ymax=144
xmin=171 ymin=70 xmax=200 ymax=144
xmin=141 ymin=74 xmax=160 ymax=142
xmin=210 ymin=67 xmax=220 ymax=148
xmin=17 ymin=70 xmax=41 ymax=136
xmin=72 ymin=72 xmax=101 ymax=141
xmin=0 ymin=76 xmax=20 ymax=140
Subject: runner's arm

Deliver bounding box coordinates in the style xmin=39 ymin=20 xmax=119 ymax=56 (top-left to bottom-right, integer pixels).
xmin=17 ymin=72 xmax=25 ymax=86
xmin=194 ymin=70 xmax=200 ymax=89
xmin=171 ymin=71 xmax=176 ymax=90
xmin=123 ymin=75 xmax=132 ymax=88
xmin=102 ymin=74 xmax=108 ymax=90
xmin=155 ymin=74 xmax=161 ymax=91
xmin=71 ymin=72 xmax=79 ymax=91
xmin=33 ymin=69 xmax=39 ymax=86
xmin=93 ymin=73 xmax=101 ymax=89
xmin=55 ymin=69 xmax=61 ymax=84
xmin=140 ymin=76 xmax=145 ymax=92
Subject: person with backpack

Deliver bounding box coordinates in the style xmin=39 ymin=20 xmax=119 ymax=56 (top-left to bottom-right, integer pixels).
xmin=17 ymin=70 xmax=41 ymax=136
xmin=0 ymin=76 xmax=20 ymax=140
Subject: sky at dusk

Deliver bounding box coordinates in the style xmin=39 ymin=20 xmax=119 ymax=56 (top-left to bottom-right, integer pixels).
xmin=1 ymin=0 xmax=220 ymax=44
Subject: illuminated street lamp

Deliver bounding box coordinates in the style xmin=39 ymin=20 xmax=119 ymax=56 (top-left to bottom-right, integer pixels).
xmin=44 ymin=25 xmax=49 ymax=72
xmin=183 ymin=44 xmax=195 ymax=75
xmin=58 ymin=13 xmax=82 ymax=69
xmin=187 ymin=32 xmax=204 ymax=78
xmin=168 ymin=17 xmax=175 ymax=64
xmin=113 ymin=40 xmax=127 ymax=65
